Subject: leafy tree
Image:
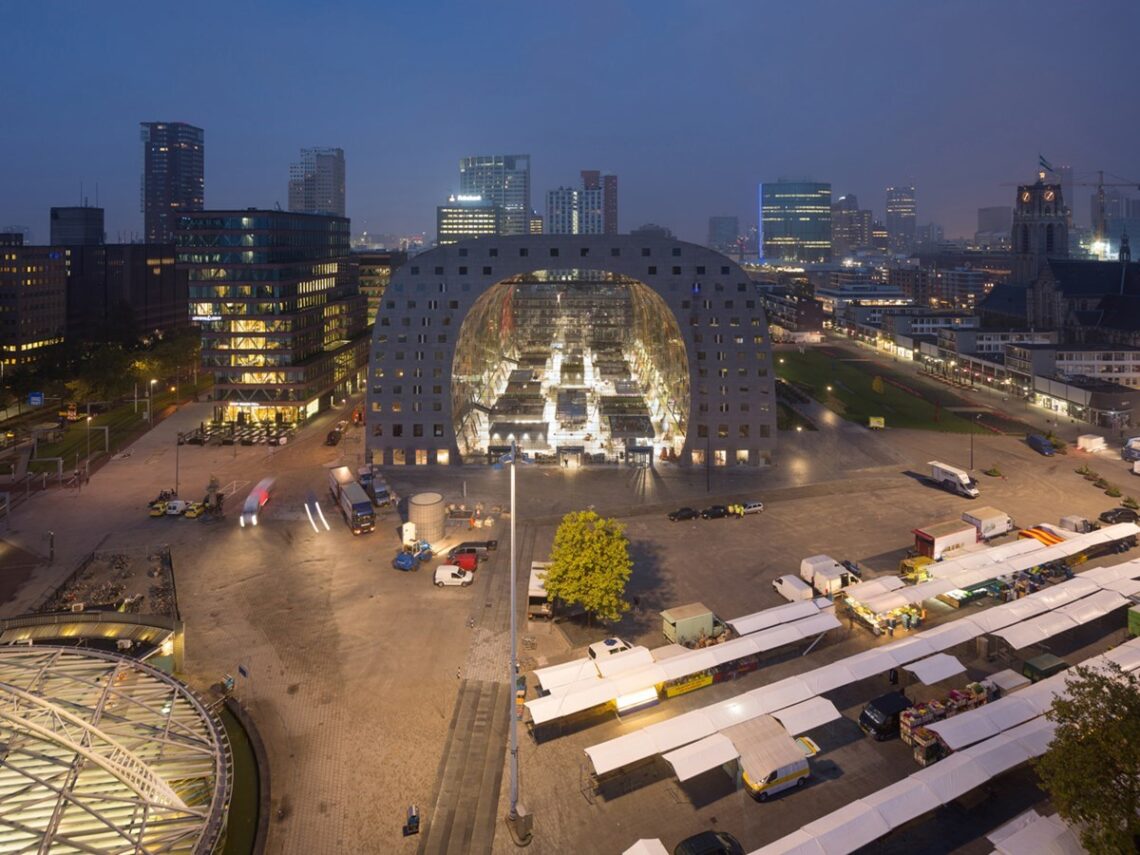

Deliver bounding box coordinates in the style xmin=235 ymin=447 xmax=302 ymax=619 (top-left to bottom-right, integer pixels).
xmin=544 ymin=510 xmax=633 ymax=624
xmin=1034 ymin=662 xmax=1140 ymax=852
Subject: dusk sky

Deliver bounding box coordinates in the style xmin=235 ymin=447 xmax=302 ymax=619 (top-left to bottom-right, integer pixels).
xmin=3 ymin=1 xmax=1138 ymax=244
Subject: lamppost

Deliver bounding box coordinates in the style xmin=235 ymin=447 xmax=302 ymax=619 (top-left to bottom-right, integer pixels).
xmin=85 ymin=416 xmax=91 ymax=475
xmin=970 ymin=413 xmax=981 ymax=469
xmin=503 ymin=440 xmax=532 ymax=844
xmin=174 ymin=433 xmax=181 ymax=497
xmin=148 ymin=379 xmax=157 ymax=424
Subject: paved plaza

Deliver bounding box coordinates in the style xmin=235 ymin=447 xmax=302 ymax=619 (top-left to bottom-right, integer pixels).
xmin=0 ymin=377 xmax=1134 ymax=854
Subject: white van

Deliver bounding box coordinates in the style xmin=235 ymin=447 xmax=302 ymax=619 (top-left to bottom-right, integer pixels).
xmin=239 ymin=478 xmax=275 ymax=528
xmin=772 ymin=574 xmax=813 ymax=602
xmin=742 ymin=500 xmax=765 ymax=515
xmin=743 ymin=754 xmax=809 ymax=801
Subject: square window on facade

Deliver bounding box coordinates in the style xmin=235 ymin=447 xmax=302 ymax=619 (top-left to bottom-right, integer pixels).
xmin=696 ymin=266 xmax=705 ymax=274
xmin=697 ymin=424 xmax=708 ymax=438
xmin=721 ymin=266 xmax=729 ymax=274
xmin=760 ymin=425 xmax=770 ymax=438
xmin=482 ymin=266 xmax=491 ymax=274
xmin=718 ymin=424 xmax=728 ymax=438
xmin=672 ymin=266 xmax=681 ymax=275
xmin=520 ymin=248 xmax=529 ymax=257
xmin=371 ymin=401 xmax=382 ymax=412
xmin=458 ymin=248 xmax=468 ymax=257
xmin=410 ymin=266 xmax=419 ymax=275
xmin=550 ymin=248 xmax=559 ymax=257
xmin=432 ymin=402 xmax=442 ymax=411
xmin=489 ymin=248 xmax=498 ymax=257
xmin=448 ymin=300 xmax=459 ymax=309
xmin=393 ymin=424 xmax=403 ymax=436
xmin=648 ymin=266 xmax=657 ymax=275
xmin=641 ymin=248 xmax=651 ymax=257
xmin=373 ymin=423 xmax=383 ymax=436
xmin=413 ymin=424 xmax=424 ymax=437
xmin=739 ymin=424 xmax=750 ymax=438
xmin=699 ymin=403 xmax=709 ymax=414
xmin=434 ymin=267 xmax=443 ymax=274
xmin=458 ymin=266 xmax=467 ymax=275
xmin=580 ymin=247 xmax=589 ymax=257
xmin=671 ymin=247 xmax=681 ymax=256
xmin=433 ymin=424 xmax=444 ymax=437
xmin=611 ymin=247 xmax=621 ymax=257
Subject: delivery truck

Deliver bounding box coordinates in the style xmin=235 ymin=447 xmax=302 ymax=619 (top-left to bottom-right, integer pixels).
xmin=799 ymin=555 xmax=854 ymax=596
xmin=327 ymin=465 xmax=375 ymax=534
xmin=913 ymin=520 xmax=979 ymax=560
xmin=928 ymin=460 xmax=979 ymax=498
xmin=661 ymin=603 xmax=728 ymax=646
xmin=961 ymin=507 xmax=1014 ymax=540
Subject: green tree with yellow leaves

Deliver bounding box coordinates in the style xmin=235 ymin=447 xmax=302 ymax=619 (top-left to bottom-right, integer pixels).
xmin=544 ymin=510 xmax=633 ymax=624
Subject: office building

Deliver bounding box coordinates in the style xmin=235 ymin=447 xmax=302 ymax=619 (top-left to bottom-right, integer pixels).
xmin=528 ymin=212 xmax=544 ymax=234
xmin=458 ymin=155 xmax=531 ymax=235
xmin=64 ymin=244 xmax=188 ymax=342
xmin=354 ymin=250 xmax=406 ymax=326
xmin=580 ymin=170 xmax=618 ymax=234
xmin=760 ymin=180 xmax=832 ymax=264
xmin=177 ymin=210 xmax=368 ymax=424
xmin=436 ymin=196 xmax=501 ymax=245
xmin=0 ymin=245 xmax=67 ymax=371
xmin=50 ymin=207 xmax=104 ymax=246
xmin=885 ymin=185 xmax=917 ymax=254
xmin=545 ymin=171 xmax=617 ymax=235
xmin=140 ymin=122 xmax=204 ymax=243
xmin=707 ymin=216 xmax=739 ymax=253
xmin=288 ymin=147 xmax=346 ymax=217
xmin=830 ymin=195 xmax=872 ymax=258
xmin=915 ymin=222 xmax=944 ymax=248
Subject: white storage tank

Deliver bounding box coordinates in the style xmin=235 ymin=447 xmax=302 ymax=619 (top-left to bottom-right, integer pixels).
xmin=408 ymin=492 xmax=446 ymax=543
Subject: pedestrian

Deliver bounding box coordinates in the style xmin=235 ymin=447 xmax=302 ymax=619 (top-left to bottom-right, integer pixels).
xmin=469 ymin=516 xmax=475 ymax=531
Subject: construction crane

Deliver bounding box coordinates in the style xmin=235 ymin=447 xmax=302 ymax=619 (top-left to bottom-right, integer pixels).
xmin=1065 ymin=170 xmax=1140 ymax=248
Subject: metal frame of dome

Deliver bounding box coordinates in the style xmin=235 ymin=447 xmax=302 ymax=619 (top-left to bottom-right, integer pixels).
xmin=0 ymin=646 xmax=231 ymax=853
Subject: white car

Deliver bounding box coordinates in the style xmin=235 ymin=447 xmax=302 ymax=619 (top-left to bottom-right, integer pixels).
xmin=742 ymin=501 xmax=765 ymax=515
xmin=434 ymin=566 xmax=473 ymax=587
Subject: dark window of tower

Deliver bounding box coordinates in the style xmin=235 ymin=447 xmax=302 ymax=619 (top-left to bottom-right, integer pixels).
xmin=1020 ymin=225 xmax=1029 ymax=254
xmin=1046 ymin=224 xmax=1055 ymax=253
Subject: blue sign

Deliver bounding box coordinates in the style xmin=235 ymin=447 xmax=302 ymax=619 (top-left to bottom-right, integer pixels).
xmin=29 ymin=392 xmax=43 ymax=407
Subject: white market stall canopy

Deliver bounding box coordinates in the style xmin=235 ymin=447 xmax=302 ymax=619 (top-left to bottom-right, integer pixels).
xmin=528 ymin=612 xmax=840 ymax=726
xmin=903 ymin=653 xmax=966 ymax=684
xmin=587 ymin=562 xmax=1140 ymax=778
xmin=623 ymin=840 xmax=670 ymax=855
xmin=728 ymin=599 xmax=831 ymax=636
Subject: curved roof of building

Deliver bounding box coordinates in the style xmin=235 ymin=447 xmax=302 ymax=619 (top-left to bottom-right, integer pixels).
xmin=0 ymin=646 xmax=230 ymax=853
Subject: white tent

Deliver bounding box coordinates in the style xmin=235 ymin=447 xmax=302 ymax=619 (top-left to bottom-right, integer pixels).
xmin=662 ymin=733 xmax=738 ymax=782
xmin=770 ymin=697 xmax=841 ymax=734
xmin=800 ymin=802 xmax=891 ymax=853
xmin=904 ymin=653 xmax=966 ymax=684
xmin=623 ymin=840 xmax=670 ymax=855
xmin=728 ymin=599 xmax=826 ymax=636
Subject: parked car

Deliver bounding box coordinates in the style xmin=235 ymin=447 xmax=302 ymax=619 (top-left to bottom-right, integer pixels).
xmin=452 ymin=552 xmax=479 ymax=572
xmin=448 ymin=545 xmax=489 ymax=562
xmin=673 ymin=831 xmax=744 ymax=855
xmin=1026 ymin=434 xmax=1055 ymax=456
xmin=700 ymin=505 xmax=730 ymax=519
xmin=434 ymin=566 xmax=473 ymax=587
xmin=1099 ymin=507 xmax=1139 ymax=524
xmin=325 ymin=429 xmax=342 ymax=446
xmin=742 ymin=501 xmax=765 ymax=515
xmin=668 ymin=507 xmax=700 ymax=521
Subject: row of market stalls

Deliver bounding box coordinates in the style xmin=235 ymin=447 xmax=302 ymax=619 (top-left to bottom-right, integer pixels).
xmin=841 ymin=522 xmax=1138 ymax=635
xmin=746 ymin=634 xmax=1140 ymax=855
xmin=526 ymin=600 xmax=839 ymax=734
xmin=584 ymin=554 xmax=1140 ymax=784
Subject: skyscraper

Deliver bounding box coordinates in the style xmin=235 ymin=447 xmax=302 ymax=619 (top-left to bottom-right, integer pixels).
xmin=459 ymin=155 xmax=531 ymax=235
xmin=50 ymin=207 xmax=104 ymax=246
xmin=288 ymin=147 xmax=346 ymax=217
xmin=580 ymin=170 xmax=618 ymax=234
xmin=140 ymin=122 xmax=204 ymax=243
xmin=830 ymin=195 xmax=871 ymax=258
xmin=760 ymin=180 xmax=832 ymax=263
xmin=545 ymin=187 xmax=581 ymax=235
xmin=885 ymin=185 xmax=917 ymax=254
xmin=436 ymin=196 xmax=501 ymax=245
xmin=707 ymin=216 xmax=739 ymax=253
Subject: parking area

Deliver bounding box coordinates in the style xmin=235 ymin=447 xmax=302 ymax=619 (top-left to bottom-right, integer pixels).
xmin=0 ymin=394 xmax=1136 ymax=853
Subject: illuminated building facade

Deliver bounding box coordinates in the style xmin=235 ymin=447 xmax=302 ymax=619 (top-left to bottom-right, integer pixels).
xmin=140 ymin=122 xmax=204 ymax=243
xmin=885 ymin=185 xmax=917 ymax=254
xmin=288 ymin=147 xmax=346 ymax=217
xmin=0 ymin=245 xmax=67 ymax=370
xmin=367 ymin=235 xmax=777 ymax=468
xmin=1011 ymin=175 xmax=1068 ymax=284
xmin=353 ymin=249 xmax=406 ymax=325
xmin=459 ymin=154 xmax=531 ymax=235
xmin=437 ymin=196 xmax=501 ymax=245
xmin=177 ymin=210 xmax=368 ymax=424
xmin=760 ymin=180 xmax=832 ymax=263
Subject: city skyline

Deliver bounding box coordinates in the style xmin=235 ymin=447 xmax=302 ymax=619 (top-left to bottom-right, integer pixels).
xmin=3 ymin=2 xmax=1139 ymax=244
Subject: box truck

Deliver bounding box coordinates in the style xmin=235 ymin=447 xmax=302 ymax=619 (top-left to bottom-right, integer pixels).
xmin=327 ymin=465 xmax=375 ymax=534
xmin=928 ymin=461 xmax=979 ymax=498
xmin=661 ymin=603 xmax=728 ymax=646
xmin=913 ymin=520 xmax=979 ymax=560
xmin=799 ymin=555 xmax=854 ymax=596
xmin=961 ymin=507 xmax=1014 ymax=540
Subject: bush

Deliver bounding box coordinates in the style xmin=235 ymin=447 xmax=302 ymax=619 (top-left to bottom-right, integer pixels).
xmin=1094 ymin=478 xmax=1109 ymax=489
xmin=1123 ymin=496 xmax=1139 ymax=510
xmin=983 ymin=466 xmax=1003 ymax=477
xmin=1105 ymin=486 xmax=1122 ymax=498
xmin=1075 ymin=465 xmax=1092 ymax=476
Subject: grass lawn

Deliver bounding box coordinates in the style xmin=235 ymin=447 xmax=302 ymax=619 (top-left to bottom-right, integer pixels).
xmin=776 ymin=350 xmax=986 ymax=433
xmin=776 ymin=401 xmax=816 ymax=431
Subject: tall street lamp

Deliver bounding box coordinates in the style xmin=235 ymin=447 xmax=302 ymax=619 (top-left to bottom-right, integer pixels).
xmin=85 ymin=416 xmax=92 ymax=475
xmin=148 ymin=379 xmax=157 ymax=425
xmin=175 ymin=433 xmax=181 ymax=497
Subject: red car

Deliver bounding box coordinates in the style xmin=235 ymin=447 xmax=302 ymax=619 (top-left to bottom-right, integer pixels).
xmin=452 ymin=552 xmax=479 ymax=572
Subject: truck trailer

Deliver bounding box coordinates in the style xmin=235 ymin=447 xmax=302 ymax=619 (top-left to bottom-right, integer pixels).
xmin=327 ymin=465 xmax=375 ymax=534
xmin=661 ymin=602 xmax=727 ymax=646
xmin=928 ymin=460 xmax=979 ymax=498
xmin=961 ymin=507 xmax=1014 ymax=540
xmin=913 ymin=519 xmax=979 ymax=560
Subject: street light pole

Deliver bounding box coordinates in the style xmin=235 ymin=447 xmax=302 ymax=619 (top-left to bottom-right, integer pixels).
xmin=148 ymin=379 xmax=157 ymax=425
xmin=175 ymin=433 xmax=181 ymax=497
xmin=506 ymin=439 xmax=531 ymax=844
xmin=85 ymin=416 xmax=91 ymax=476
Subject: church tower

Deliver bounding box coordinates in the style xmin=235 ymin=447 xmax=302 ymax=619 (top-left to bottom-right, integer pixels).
xmin=1011 ymin=171 xmax=1068 ymax=284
